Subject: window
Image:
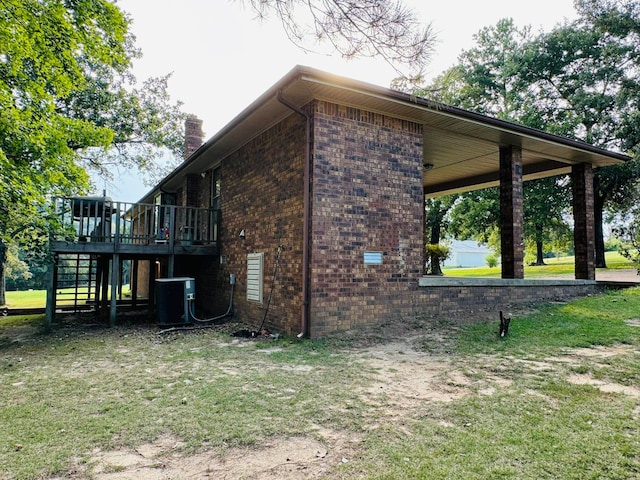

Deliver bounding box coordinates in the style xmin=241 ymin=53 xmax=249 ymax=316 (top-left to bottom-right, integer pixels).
xmin=211 ymin=167 xmax=221 ymax=210
xmin=210 ymin=167 xmax=221 ymax=242
xmin=247 ymin=253 xmax=264 ymax=303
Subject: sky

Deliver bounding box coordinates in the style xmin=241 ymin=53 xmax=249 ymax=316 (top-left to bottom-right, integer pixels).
xmin=103 ymin=0 xmax=578 ymax=201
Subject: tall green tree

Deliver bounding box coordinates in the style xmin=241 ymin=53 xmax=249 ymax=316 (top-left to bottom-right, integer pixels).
xmin=448 ymin=179 xmax=572 ymax=265
xmin=424 ymin=2 xmax=640 ymax=268
xmin=424 ymin=196 xmax=457 ymax=275
xmin=0 ymin=0 xmax=186 ymax=305
xmin=523 ymin=178 xmax=572 ymax=265
xmin=513 ymin=0 xmax=640 ymax=266
xmin=423 ymin=20 xmax=574 ymax=263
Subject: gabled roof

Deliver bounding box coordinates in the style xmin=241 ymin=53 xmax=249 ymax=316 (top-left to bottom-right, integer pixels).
xmin=142 ymin=65 xmax=630 ymax=202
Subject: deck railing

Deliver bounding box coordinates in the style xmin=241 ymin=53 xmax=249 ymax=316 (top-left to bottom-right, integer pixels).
xmin=52 ymin=196 xmax=220 ymax=247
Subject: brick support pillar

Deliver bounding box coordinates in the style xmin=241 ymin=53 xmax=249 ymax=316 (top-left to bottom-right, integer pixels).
xmin=572 ymin=163 xmax=595 ymax=280
xmin=499 ymin=145 xmax=524 ymax=279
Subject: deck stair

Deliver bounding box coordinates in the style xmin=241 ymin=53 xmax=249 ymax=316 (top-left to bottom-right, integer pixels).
xmin=54 ymin=253 xmax=98 ymax=312
xmin=47 ymin=196 xmax=220 ymax=327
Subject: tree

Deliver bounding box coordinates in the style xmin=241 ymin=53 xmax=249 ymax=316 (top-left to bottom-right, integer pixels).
xmin=419 ymin=18 xmax=532 ymax=119
xmin=419 ymin=21 xmax=572 ymax=265
xmin=448 ymin=179 xmax=572 ymax=266
xmin=0 ymin=0 xmax=186 ymax=304
xmin=5 ymin=245 xmax=33 ymax=290
xmin=424 ymin=196 xmax=457 ymax=275
xmin=448 ymin=189 xmax=501 ymax=245
xmin=240 ymin=0 xmax=436 ymax=79
xmin=422 ymin=4 xmax=640 ymax=268
xmin=514 ymin=0 xmax=640 ymax=266
xmin=523 ymin=178 xmax=572 ymax=265
xmin=613 ymin=207 xmax=640 ymax=274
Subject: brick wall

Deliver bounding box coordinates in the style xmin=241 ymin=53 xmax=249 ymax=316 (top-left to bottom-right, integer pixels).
xmin=185 ymin=174 xmax=200 ymax=208
xmin=190 ymin=111 xmax=307 ymax=333
xmin=309 ymin=101 xmax=425 ymax=337
xmin=135 ymin=100 xmax=607 ymax=337
xmin=410 ymin=279 xmax=604 ymax=320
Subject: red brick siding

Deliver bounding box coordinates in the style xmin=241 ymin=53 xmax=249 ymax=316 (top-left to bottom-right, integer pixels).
xmin=196 ymin=112 xmax=307 ymax=333
xmin=309 ymin=101 xmax=425 ymax=337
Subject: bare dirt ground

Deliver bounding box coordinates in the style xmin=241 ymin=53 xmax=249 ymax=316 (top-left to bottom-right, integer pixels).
xmin=51 ymin=311 xmax=640 ymax=480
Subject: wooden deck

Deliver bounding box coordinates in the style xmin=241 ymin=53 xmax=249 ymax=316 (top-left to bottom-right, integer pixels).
xmin=46 ymin=196 xmax=220 ymax=328
xmin=50 ymin=196 xmax=220 ymax=256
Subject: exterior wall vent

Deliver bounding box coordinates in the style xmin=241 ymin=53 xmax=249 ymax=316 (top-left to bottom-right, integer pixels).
xmin=364 ymin=251 xmax=383 ymax=265
xmin=247 ymin=252 xmax=264 ymax=303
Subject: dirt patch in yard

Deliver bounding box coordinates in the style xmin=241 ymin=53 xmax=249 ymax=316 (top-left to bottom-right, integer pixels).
xmin=360 ymin=339 xmax=473 ymax=407
xmin=78 ymin=435 xmax=350 ymax=480
xmin=567 ymin=374 xmax=640 ymax=398
xmin=11 ymin=310 xmax=638 ymax=480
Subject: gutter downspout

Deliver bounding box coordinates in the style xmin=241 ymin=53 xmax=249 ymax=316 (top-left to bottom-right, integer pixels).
xmin=277 ymin=90 xmax=310 ymax=339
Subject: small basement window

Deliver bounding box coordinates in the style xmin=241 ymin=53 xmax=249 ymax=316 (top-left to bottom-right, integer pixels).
xmin=247 ymin=252 xmax=264 ymax=303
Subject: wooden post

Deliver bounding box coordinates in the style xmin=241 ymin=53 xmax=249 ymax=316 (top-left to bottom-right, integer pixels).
xmin=148 ymin=259 xmax=157 ymax=321
xmin=131 ymin=259 xmax=139 ymax=308
xmin=100 ymin=257 xmax=109 ymax=321
xmin=168 ymin=255 xmax=175 ymax=278
xmin=109 ymin=253 xmax=119 ymax=327
xmin=118 ymin=257 xmax=124 ymax=300
xmin=45 ymin=255 xmax=57 ymax=330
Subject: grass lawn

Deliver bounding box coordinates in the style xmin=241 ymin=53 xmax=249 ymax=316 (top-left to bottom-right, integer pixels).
xmin=2 ymin=288 xmax=640 ymax=478
xmin=3 ymin=286 xmax=132 ymax=309
xmin=4 ymin=252 xmax=634 ymax=308
xmin=444 ymin=250 xmax=635 ymax=278
xmin=2 ymin=290 xmax=45 ymax=308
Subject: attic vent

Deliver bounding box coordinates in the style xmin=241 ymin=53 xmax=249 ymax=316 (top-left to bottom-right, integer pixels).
xmin=247 ymin=253 xmax=264 ymax=303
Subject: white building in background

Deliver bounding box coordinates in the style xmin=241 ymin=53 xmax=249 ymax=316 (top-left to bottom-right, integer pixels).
xmin=443 ymin=240 xmax=493 ymax=268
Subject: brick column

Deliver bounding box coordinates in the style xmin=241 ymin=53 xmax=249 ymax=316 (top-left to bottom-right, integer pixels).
xmin=185 ymin=174 xmax=199 ymax=207
xmin=499 ymin=145 xmax=524 ymax=279
xmin=572 ymin=163 xmax=595 ymax=280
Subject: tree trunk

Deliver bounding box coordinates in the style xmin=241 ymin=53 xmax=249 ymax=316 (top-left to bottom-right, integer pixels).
xmin=594 ymin=188 xmax=607 ymax=268
xmin=535 ymin=224 xmax=546 ymax=265
xmin=429 ymin=222 xmax=443 ymax=276
xmin=0 ymin=240 xmax=6 ymax=306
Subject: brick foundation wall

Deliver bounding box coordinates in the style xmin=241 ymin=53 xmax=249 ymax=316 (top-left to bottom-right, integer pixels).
xmin=409 ymin=280 xmax=605 ymax=321
xmin=311 ymin=277 xmax=604 ymax=333
xmin=309 ymin=101 xmax=424 ymax=337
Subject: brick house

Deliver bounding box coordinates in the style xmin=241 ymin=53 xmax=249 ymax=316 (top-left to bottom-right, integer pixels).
xmin=136 ymin=66 xmax=629 ymax=338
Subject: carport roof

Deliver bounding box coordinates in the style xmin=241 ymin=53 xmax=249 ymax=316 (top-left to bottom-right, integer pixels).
xmin=142 ymin=65 xmax=630 ymax=201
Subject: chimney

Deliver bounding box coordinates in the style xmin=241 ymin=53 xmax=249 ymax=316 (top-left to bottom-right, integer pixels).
xmin=184 ymin=114 xmax=203 ymax=160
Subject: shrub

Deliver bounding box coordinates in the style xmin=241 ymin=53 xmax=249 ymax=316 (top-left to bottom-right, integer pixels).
xmin=485 ymin=254 xmax=498 ymax=268
xmin=425 ymin=244 xmax=450 ymax=275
